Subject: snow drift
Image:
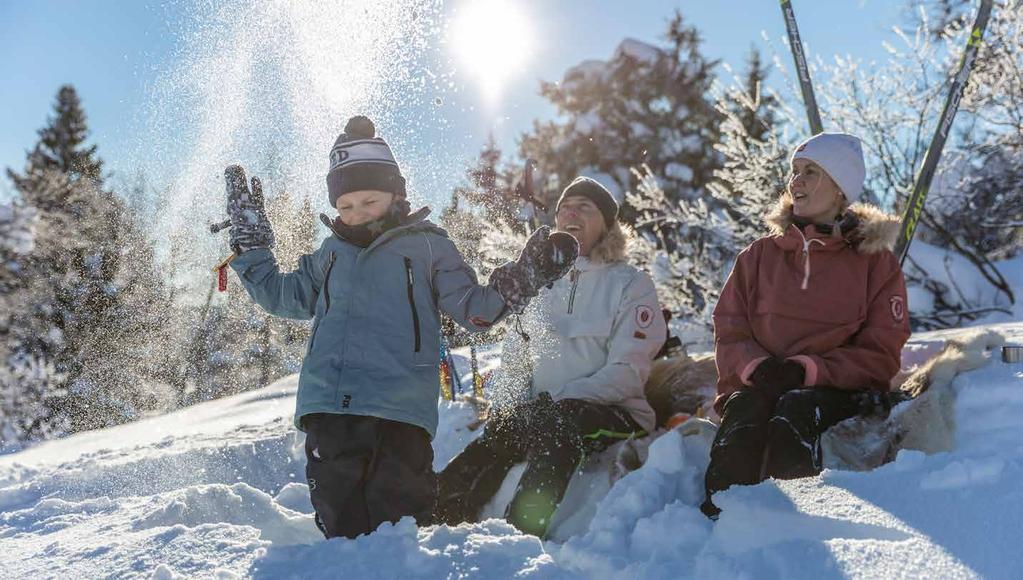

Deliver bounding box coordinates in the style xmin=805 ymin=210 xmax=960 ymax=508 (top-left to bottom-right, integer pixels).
xmin=1 ymin=322 xmax=1021 ymax=578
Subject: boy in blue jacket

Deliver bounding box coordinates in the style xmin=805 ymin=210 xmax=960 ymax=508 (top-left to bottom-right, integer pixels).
xmin=225 ymin=116 xmax=576 ymax=539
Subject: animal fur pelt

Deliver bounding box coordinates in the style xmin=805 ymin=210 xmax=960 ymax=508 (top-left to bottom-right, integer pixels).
xmin=643 ymin=353 xmax=718 ymax=427
xmin=610 ymin=353 xmax=719 ymax=483
xmin=822 ymin=329 xmax=1006 ymax=471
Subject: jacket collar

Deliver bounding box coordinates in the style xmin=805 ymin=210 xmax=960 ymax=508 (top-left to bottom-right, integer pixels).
xmin=765 ymin=198 xmax=900 ymax=255
xmin=572 ymin=256 xmax=611 ymax=273
xmin=320 ymin=206 xmax=433 ymax=251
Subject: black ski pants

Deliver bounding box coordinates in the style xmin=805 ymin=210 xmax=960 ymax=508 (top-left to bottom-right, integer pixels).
xmin=303 ymin=413 xmax=436 ymax=539
xmin=434 ymin=394 xmax=641 ymax=538
xmin=702 ymin=387 xmax=866 ymax=516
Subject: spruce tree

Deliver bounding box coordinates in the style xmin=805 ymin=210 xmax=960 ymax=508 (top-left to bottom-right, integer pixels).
xmin=7 ymin=85 xmax=104 ymax=197
xmin=733 ymin=47 xmax=778 ymax=143
xmin=3 ymin=85 xmax=172 ymax=439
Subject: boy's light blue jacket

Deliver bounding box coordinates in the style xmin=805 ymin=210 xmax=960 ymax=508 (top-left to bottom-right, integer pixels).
xmin=230 ymin=209 xmax=508 ymax=438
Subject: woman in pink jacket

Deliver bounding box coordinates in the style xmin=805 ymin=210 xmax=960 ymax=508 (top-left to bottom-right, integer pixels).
xmin=701 ymin=133 xmax=911 ymax=519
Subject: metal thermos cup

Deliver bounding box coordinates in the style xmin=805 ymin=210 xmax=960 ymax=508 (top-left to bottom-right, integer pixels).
xmin=1002 ymin=345 xmax=1023 ymax=364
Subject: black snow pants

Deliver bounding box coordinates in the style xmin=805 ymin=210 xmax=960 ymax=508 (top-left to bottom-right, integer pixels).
xmin=701 ymin=387 xmax=866 ymax=518
xmin=434 ymin=394 xmax=641 ymax=538
xmin=303 ymin=413 xmax=436 ymax=539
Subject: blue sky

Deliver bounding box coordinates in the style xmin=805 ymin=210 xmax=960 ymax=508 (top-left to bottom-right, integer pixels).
xmin=1 ymin=1 xmax=908 ymax=206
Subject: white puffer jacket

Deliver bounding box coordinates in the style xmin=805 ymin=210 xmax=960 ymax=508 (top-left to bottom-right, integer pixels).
xmin=499 ymin=231 xmax=665 ymax=433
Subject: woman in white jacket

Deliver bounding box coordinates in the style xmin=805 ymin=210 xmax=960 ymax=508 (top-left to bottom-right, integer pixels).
xmin=434 ymin=177 xmax=666 ymax=538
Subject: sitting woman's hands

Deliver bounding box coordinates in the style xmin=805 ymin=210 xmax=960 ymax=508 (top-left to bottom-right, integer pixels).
xmin=749 ymin=357 xmax=806 ymax=402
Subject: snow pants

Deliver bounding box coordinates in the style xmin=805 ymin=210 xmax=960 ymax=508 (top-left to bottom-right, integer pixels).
xmin=701 ymin=387 xmax=867 ymax=518
xmin=434 ymin=394 xmax=641 ymax=538
xmin=303 ymin=413 xmax=436 ymax=539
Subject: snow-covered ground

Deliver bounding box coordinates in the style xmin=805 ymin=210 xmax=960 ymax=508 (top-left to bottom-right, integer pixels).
xmin=1 ymin=323 xmax=1021 ymax=579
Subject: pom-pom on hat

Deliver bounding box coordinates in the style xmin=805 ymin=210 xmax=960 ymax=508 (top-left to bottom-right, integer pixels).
xmin=326 ymin=115 xmax=406 ymax=208
xmin=790 ymin=132 xmax=866 ymax=202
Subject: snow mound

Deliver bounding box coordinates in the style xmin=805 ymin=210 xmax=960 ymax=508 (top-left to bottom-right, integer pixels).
xmin=1 ymin=323 xmax=1021 ymax=578
xmin=252 ymin=518 xmax=564 ymax=579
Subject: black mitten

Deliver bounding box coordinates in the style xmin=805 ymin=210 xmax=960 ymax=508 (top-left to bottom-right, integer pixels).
xmin=226 ymin=165 xmax=276 ymax=253
xmin=491 ymin=226 xmax=579 ymax=314
xmin=749 ymin=357 xmax=806 ymax=402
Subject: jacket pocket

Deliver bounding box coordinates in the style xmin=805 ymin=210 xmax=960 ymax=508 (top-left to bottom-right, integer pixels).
xmin=404 ymin=257 xmax=422 ymax=354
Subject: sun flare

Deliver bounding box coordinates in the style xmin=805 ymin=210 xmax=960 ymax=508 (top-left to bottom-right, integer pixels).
xmin=450 ymin=0 xmax=535 ymax=101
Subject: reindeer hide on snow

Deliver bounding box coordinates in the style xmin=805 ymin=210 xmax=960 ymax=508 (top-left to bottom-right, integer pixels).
xmin=822 ymin=329 xmax=1006 ymax=471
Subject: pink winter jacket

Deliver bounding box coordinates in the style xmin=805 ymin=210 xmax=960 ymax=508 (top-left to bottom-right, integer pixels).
xmin=712 ymin=201 xmax=911 ymax=413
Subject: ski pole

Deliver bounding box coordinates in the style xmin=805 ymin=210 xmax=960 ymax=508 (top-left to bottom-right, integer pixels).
xmin=780 ymin=0 xmax=824 ymax=135
xmin=894 ymin=0 xmax=993 ymax=265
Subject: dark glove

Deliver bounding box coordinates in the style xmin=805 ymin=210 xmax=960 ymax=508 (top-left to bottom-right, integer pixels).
xmin=226 ymin=165 xmax=275 ymax=254
xmin=748 ymin=357 xmax=806 ymax=402
xmin=490 ymin=226 xmax=579 ymax=314
xmin=856 ymin=390 xmax=892 ymax=419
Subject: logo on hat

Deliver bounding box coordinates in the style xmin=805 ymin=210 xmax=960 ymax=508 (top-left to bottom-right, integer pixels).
xmin=329 ymin=149 xmax=349 ymax=169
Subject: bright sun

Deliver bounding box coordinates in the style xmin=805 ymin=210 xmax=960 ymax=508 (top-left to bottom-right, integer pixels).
xmin=450 ymin=0 xmax=535 ymax=101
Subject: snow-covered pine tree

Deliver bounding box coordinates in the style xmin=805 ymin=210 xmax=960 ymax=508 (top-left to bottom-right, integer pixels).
xmin=727 ymin=47 xmax=781 ymax=143
xmin=707 ymin=46 xmax=791 ymax=249
xmin=626 ymin=47 xmax=789 ymax=344
xmin=518 ymin=11 xmax=722 ymax=237
xmin=3 ymin=85 xmax=173 ymax=437
xmin=453 ymin=135 xmax=529 ymax=235
xmin=7 ymin=85 xmax=103 ymax=192
xmin=0 ymin=200 xmax=69 ymax=444
xmin=440 ymin=138 xmax=526 ymax=348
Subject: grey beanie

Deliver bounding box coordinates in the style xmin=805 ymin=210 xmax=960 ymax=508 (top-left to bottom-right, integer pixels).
xmin=326 ymin=116 xmax=406 ymax=208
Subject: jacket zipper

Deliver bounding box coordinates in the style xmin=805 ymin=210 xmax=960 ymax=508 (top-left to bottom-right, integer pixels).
xmin=310 ymin=252 xmax=336 ymax=351
xmin=404 ymin=257 xmax=421 ymax=353
xmin=323 ymin=252 xmax=336 ymax=311
xmin=567 ymin=268 xmax=580 ymax=314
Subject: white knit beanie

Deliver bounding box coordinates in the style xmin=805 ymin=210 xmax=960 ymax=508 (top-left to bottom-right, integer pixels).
xmin=790 ymin=132 xmax=866 ymax=202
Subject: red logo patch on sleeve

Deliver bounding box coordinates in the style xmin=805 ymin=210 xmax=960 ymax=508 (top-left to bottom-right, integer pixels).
xmin=635 ymin=305 xmax=654 ymax=329
xmin=889 ymin=296 xmax=905 ymax=322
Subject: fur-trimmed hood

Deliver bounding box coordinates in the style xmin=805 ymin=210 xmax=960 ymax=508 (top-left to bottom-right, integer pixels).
xmin=587 ymin=220 xmax=633 ymax=263
xmin=765 ymin=197 xmax=900 ymax=255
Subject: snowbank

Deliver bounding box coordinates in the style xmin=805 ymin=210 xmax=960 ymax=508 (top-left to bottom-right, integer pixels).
xmin=2 ymin=324 xmax=1021 ymax=578
xmin=906 ymin=241 xmax=1021 ymax=323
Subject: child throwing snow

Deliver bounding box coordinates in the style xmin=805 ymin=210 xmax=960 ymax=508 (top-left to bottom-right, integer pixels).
xmin=702 ymin=133 xmax=911 ymax=519
xmin=223 ymin=115 xmax=577 ymax=539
